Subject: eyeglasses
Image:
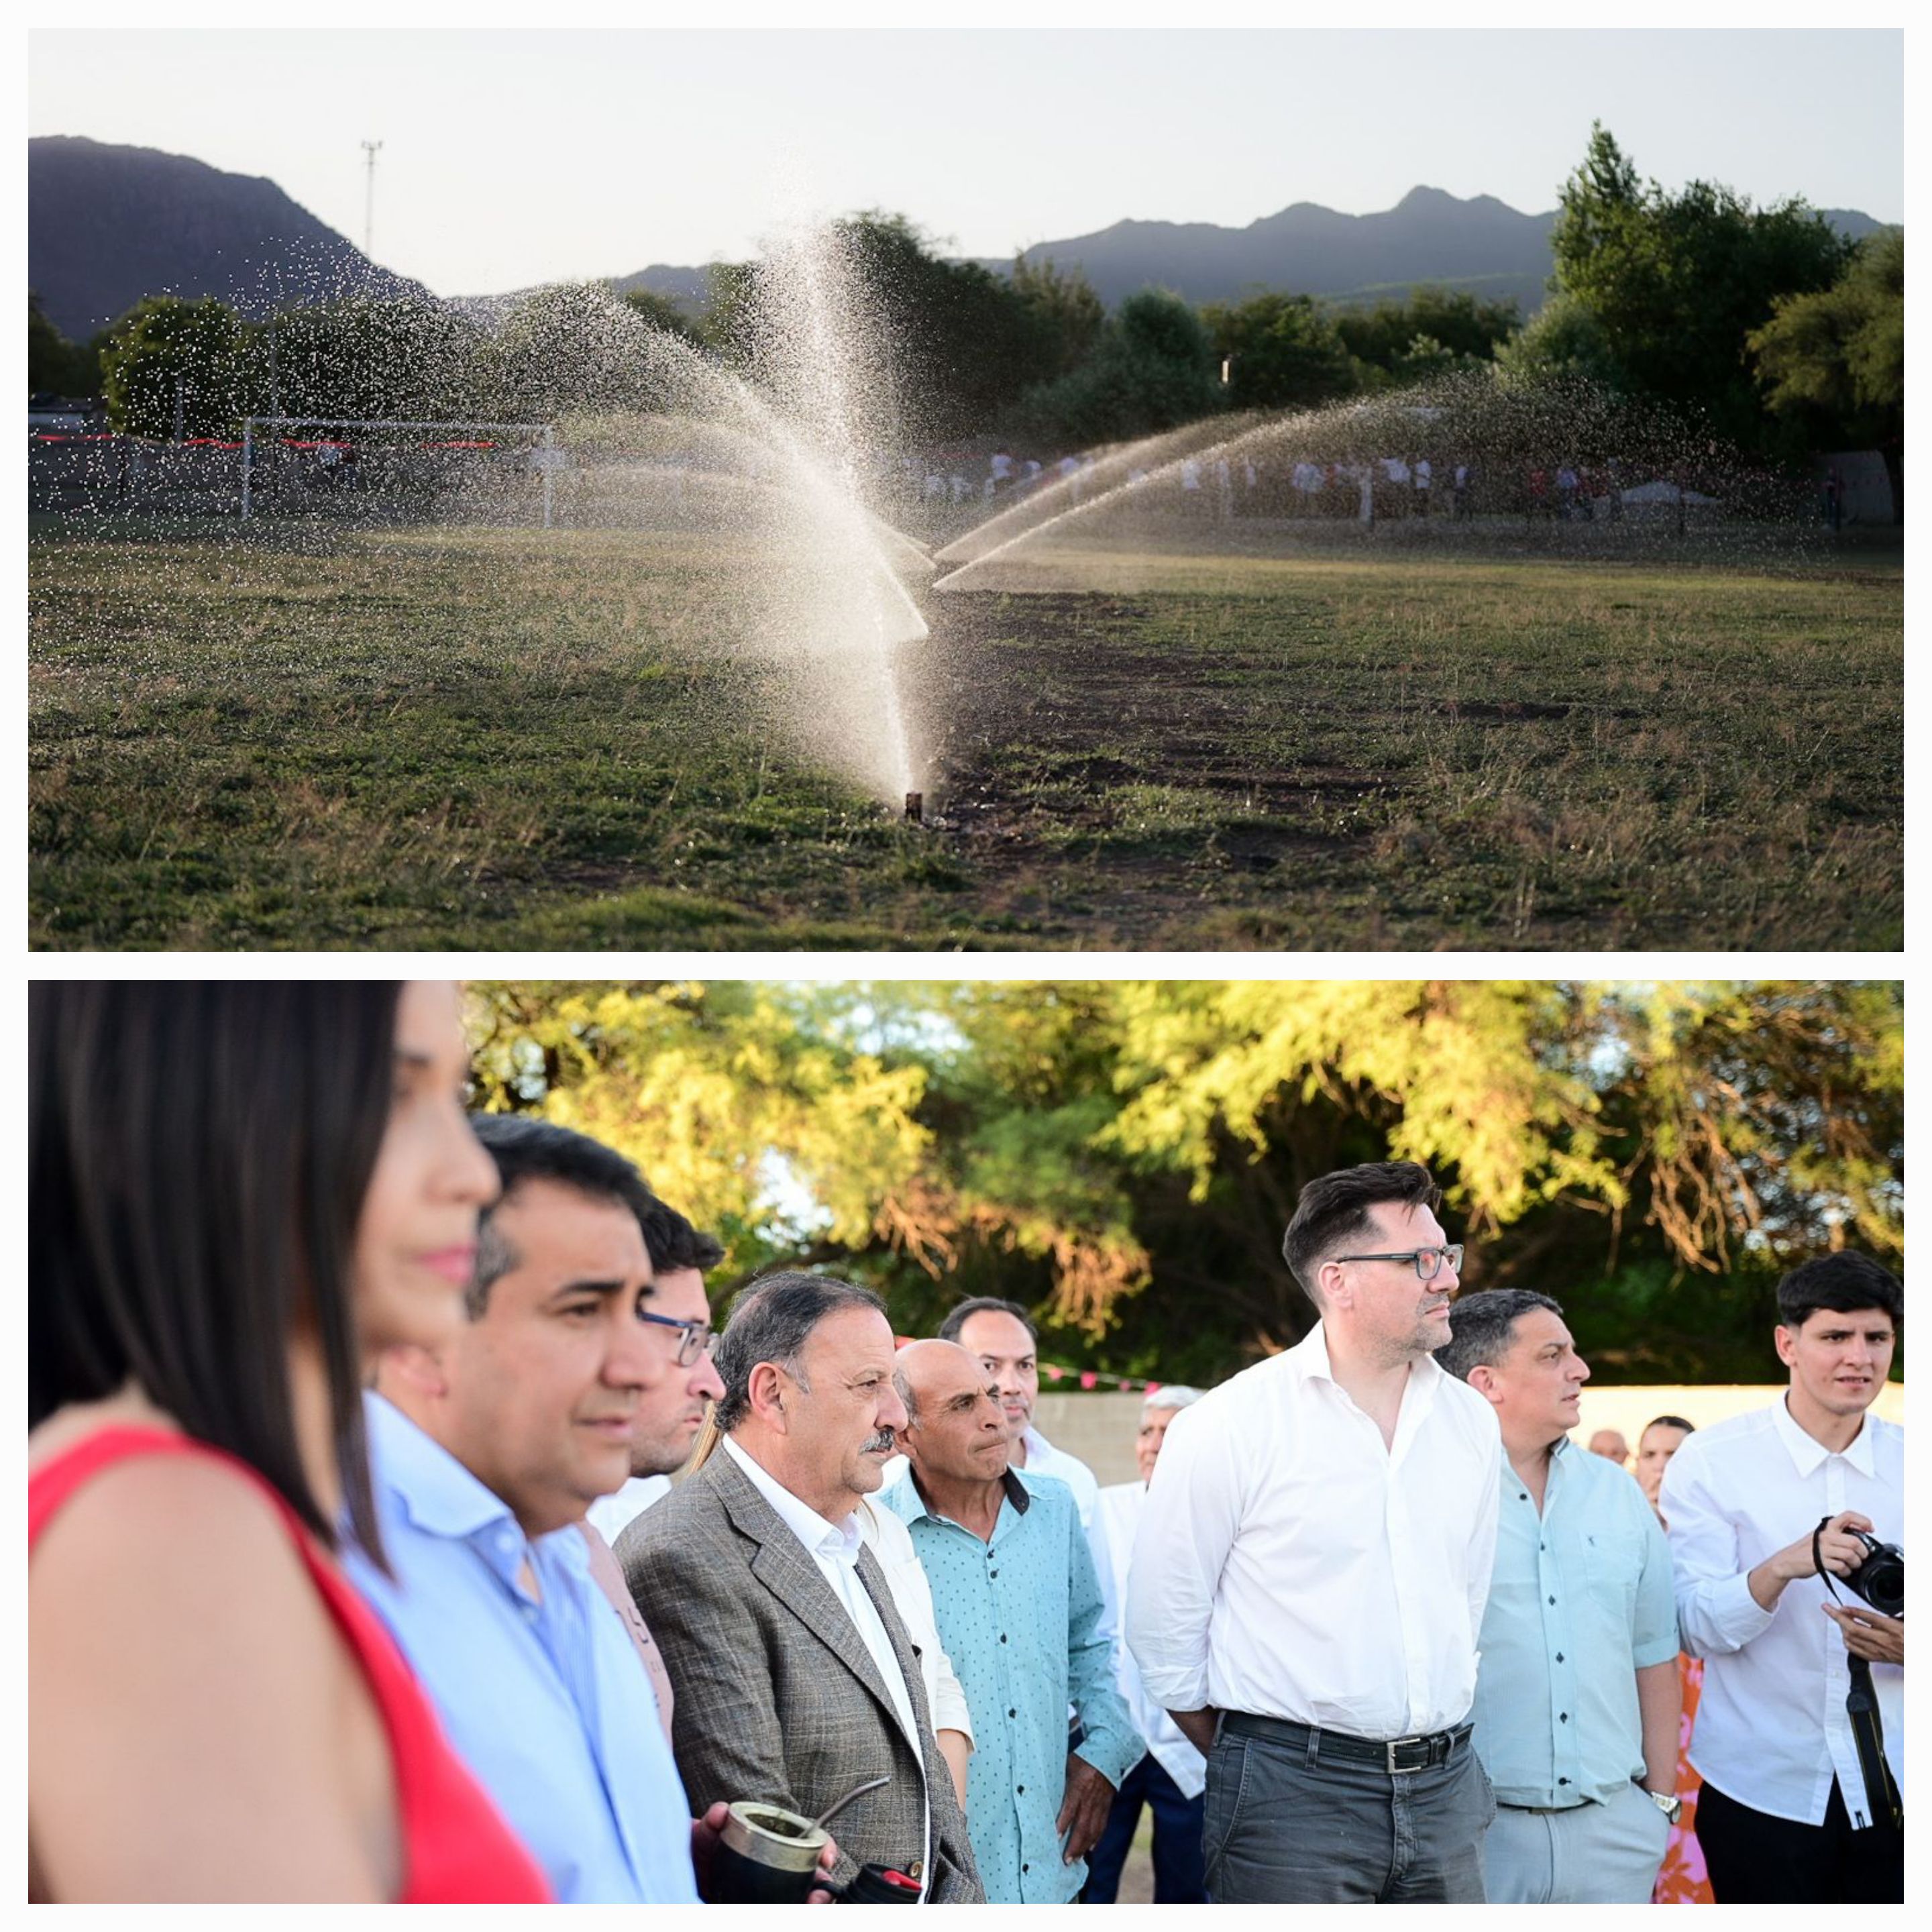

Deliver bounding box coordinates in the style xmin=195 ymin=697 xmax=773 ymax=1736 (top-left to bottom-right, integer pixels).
xmin=637 ymin=1310 xmax=716 ymax=1366
xmin=1332 ymin=1244 xmax=1464 ymax=1281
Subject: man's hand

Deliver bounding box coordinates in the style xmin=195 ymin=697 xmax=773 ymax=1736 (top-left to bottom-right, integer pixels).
xmin=1824 ymin=1601 xmax=1904 ymax=1666
xmin=1750 ymin=1511 xmax=1875 ymax=1611
xmin=1169 ymin=1707 xmax=1219 ymax=1757
xmin=690 ymin=1802 xmax=842 ymax=1903
xmin=1057 ymin=1754 xmax=1116 ymax=1865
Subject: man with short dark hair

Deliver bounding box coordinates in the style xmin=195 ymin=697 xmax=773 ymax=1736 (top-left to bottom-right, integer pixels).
xmin=1662 ymin=1252 xmax=1903 ymax=1903
xmin=1127 ymin=1160 xmax=1501 ymax=1902
xmin=1438 ymin=1289 xmax=1680 ymax=1902
xmin=585 ymin=1195 xmax=727 ymax=1548
xmin=619 ymin=1275 xmax=983 ymax=1902
xmin=881 ymin=1340 xmax=1138 ymax=1903
xmin=345 ymin=1116 xmax=702 ymax=1902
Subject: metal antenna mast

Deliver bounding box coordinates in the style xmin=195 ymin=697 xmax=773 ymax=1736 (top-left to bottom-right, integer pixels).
xmin=360 ymin=140 xmax=383 ymax=258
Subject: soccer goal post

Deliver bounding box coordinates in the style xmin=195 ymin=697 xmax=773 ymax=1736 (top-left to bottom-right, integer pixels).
xmin=238 ymin=417 xmax=560 ymax=523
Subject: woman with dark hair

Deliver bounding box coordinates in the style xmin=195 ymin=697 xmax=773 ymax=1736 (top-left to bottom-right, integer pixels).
xmin=29 ymin=981 xmax=549 ymax=1902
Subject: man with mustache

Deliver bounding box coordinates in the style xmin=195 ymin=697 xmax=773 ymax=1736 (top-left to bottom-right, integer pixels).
xmin=1127 ymin=1161 xmax=1502 ymax=1902
xmin=344 ymin=1118 xmax=708 ymax=1902
xmin=619 ymin=1275 xmax=984 ymax=1901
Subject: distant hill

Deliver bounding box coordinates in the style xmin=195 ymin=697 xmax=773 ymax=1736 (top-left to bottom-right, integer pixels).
xmin=610 ymin=186 xmax=1887 ymax=321
xmin=29 ymin=136 xmax=430 ymax=339
xmin=32 ymin=140 xmax=1886 ymax=339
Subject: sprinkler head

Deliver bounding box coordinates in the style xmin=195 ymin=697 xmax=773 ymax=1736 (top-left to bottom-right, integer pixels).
xmin=904 ymin=791 xmax=924 ymax=823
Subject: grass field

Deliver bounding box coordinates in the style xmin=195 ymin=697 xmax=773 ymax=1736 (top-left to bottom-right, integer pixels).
xmin=28 ymin=517 xmax=1901 ymax=951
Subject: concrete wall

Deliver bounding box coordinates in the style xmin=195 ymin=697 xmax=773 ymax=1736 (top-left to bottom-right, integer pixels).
xmin=1036 ymin=1381 xmax=1905 ymax=1490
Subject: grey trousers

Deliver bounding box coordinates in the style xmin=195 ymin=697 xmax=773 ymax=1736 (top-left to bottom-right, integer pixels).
xmin=1483 ymin=1779 xmax=1671 ymax=1904
xmin=1202 ymin=1721 xmax=1495 ymax=1902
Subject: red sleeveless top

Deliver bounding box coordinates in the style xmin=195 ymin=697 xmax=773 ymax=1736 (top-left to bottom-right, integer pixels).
xmin=29 ymin=1427 xmax=550 ymax=1903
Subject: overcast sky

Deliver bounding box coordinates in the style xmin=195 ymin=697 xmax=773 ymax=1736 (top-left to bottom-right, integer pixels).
xmin=29 ymin=28 xmax=1903 ymax=297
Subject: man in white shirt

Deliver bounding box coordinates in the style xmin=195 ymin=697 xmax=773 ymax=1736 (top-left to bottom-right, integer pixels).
xmin=617 ymin=1274 xmax=983 ymax=1901
xmin=1086 ymin=1386 xmax=1210 ymax=1903
xmin=1127 ymin=1161 xmax=1501 ymax=1902
xmin=1661 ymin=1252 xmax=1903 ymax=1904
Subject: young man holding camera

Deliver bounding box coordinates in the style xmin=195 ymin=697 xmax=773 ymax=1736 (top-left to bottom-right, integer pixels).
xmin=1661 ymin=1253 xmax=1903 ymax=1903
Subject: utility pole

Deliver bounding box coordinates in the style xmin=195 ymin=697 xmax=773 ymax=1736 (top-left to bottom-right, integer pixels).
xmin=360 ymin=139 xmax=383 ymax=258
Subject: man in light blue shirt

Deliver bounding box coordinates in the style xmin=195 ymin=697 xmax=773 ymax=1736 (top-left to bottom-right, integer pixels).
xmin=881 ymin=1340 xmax=1140 ymax=1904
xmin=344 ymin=1117 xmax=702 ymax=1903
xmin=1437 ymin=1290 xmax=1682 ymax=1904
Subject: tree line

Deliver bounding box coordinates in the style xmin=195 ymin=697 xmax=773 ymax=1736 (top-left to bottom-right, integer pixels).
xmin=30 ymin=126 xmax=1901 ymax=493
xmin=465 ymin=979 xmax=1902 ymax=1390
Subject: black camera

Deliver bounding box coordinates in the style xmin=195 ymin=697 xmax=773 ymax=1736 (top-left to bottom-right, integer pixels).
xmin=1842 ymin=1532 xmax=1904 ymax=1619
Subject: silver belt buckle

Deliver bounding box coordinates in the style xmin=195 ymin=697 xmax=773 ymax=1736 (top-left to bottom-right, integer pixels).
xmin=1385 ymin=1735 xmax=1422 ymax=1774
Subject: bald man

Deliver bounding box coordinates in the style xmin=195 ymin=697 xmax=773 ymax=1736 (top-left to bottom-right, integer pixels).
xmin=881 ymin=1342 xmax=1139 ymax=1904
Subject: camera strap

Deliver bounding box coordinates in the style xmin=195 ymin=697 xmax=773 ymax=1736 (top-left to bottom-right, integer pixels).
xmin=1814 ymin=1518 xmax=1904 ymax=1832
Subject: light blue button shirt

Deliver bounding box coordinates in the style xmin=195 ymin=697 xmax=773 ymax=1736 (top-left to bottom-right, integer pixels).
xmin=881 ymin=1466 xmax=1141 ymax=1904
xmin=344 ymin=1393 xmax=700 ymax=1903
xmin=1470 ymin=1436 xmax=1680 ymax=1807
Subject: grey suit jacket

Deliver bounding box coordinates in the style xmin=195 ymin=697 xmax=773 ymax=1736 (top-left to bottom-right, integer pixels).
xmin=617 ymin=1446 xmax=983 ymax=1902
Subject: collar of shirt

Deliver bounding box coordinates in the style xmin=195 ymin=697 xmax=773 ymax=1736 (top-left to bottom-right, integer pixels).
xmin=721 ymin=1434 xmax=865 ymax=1568
xmin=1294 ymin=1321 xmax=1446 ymax=1452
xmin=366 ymin=1391 xmax=545 ymax=1599
xmin=883 ymin=1464 xmax=1032 ymax=1532
xmin=1771 ymin=1393 xmax=1877 ymax=1479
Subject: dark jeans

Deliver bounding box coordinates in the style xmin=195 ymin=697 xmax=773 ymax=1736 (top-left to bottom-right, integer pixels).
xmin=1202 ymin=1718 xmax=1493 ymax=1902
xmin=1697 ymin=1777 xmax=1903 ymax=1904
xmin=1081 ymin=1753 xmax=1208 ymax=1904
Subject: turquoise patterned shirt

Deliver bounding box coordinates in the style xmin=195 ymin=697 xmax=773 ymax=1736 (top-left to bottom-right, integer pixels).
xmin=881 ymin=1466 xmax=1140 ymax=1903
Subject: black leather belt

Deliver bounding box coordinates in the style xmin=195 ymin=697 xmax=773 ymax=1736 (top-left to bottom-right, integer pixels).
xmin=1222 ymin=1711 xmax=1472 ymax=1774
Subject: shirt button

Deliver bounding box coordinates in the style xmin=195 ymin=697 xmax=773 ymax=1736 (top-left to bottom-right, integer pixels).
xmin=990 ymin=1570 xmax=999 ymax=1579
xmin=1558 ymin=1777 xmax=1570 ymax=1787
xmin=1548 ymin=1596 xmax=1556 ymax=1605
xmin=1555 ymin=1653 xmax=1564 ymax=1663
xmin=1017 ymin=1784 xmax=1025 ymax=1794
xmin=1000 ymin=1633 xmax=1008 ymax=1643
xmin=1022 ymin=1864 xmax=1030 ymax=1875
xmin=1559 ymin=1713 xmax=1568 ymax=1723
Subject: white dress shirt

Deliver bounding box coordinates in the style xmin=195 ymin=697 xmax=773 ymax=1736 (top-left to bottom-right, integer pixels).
xmin=1661 ymin=1397 xmax=1904 ymax=1827
xmin=722 ymin=1438 xmax=931 ymax=1895
xmin=857 ymin=1495 xmax=976 ymax=1746
xmin=1126 ymin=1323 xmax=1501 ymax=1739
xmin=1095 ymin=1481 xmax=1207 ymax=1798
xmin=584 ymin=1473 xmax=671 ymax=1547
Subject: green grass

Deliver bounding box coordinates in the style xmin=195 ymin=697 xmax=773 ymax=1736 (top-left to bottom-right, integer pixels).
xmin=29 ymin=517 xmax=1901 ymax=950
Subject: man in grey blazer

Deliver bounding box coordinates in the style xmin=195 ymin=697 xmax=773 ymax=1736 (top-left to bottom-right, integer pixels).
xmin=619 ymin=1274 xmax=983 ymax=1902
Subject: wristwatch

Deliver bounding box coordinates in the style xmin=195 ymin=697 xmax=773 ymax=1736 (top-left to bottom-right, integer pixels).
xmin=1641 ymin=1785 xmax=1683 ymax=1826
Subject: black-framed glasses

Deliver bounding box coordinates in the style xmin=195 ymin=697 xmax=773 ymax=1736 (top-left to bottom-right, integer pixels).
xmin=1332 ymin=1244 xmax=1464 ymax=1281
xmin=637 ymin=1310 xmax=716 ymax=1365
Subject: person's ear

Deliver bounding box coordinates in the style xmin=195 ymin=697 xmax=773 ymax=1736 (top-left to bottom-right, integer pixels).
xmin=1773 ymin=1324 xmax=1799 ymax=1371
xmin=747 ymin=1361 xmax=789 ymax=1434
xmin=1465 ymin=1363 xmax=1504 ymax=1409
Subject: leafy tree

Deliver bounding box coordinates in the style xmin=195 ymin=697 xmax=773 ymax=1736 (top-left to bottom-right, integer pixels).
xmin=1199 ymin=291 xmax=1356 ymax=411
xmin=250 ymin=297 xmax=486 ymax=425
xmin=1008 ymin=288 xmax=1225 ymax=446
xmin=468 ymin=979 xmax=1900 ymax=1386
xmin=1493 ymin=289 xmax=1623 ymax=390
xmin=1332 ymin=286 xmax=1519 ymax=375
xmin=1749 ymin=227 xmax=1903 ymax=512
xmin=1009 ymin=254 xmax=1106 ymax=380
xmin=1548 ymin=123 xmax=1854 ymax=451
xmin=97 ymin=295 xmax=250 ymax=438
xmin=619 ymin=286 xmax=704 ymax=348
xmin=30 ymin=294 xmax=101 ymax=396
